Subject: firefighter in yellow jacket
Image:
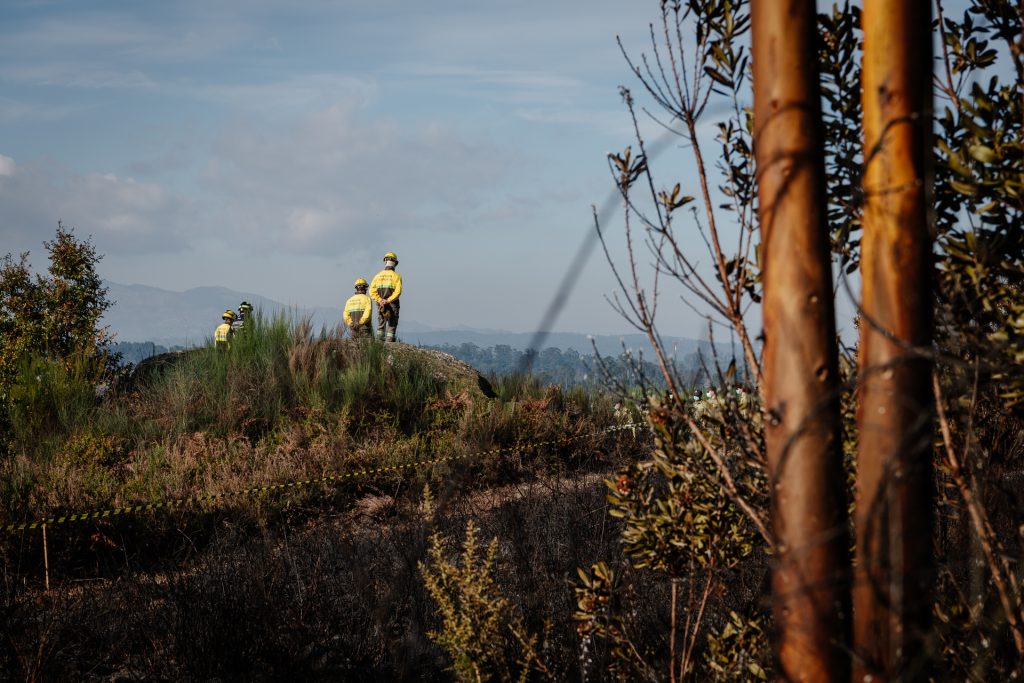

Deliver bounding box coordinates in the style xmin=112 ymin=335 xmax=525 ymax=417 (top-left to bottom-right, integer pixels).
xmin=370 ymin=251 xmax=402 ymax=342
xmin=214 ymin=310 xmax=235 ymax=349
xmin=343 ymin=278 xmax=373 ymax=337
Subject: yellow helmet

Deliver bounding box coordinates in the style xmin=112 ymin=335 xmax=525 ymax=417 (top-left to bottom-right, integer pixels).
xmin=222 ymin=309 xmax=236 ymax=321
xmin=354 ymin=278 xmax=368 ymax=288
xmin=383 ymin=251 xmax=398 ymax=263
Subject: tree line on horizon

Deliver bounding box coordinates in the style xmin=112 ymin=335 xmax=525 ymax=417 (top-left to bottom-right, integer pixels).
xmin=426 ymin=342 xmax=707 ymax=389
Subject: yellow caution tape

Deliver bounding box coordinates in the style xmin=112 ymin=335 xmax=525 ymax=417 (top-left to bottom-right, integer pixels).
xmin=3 ymin=423 xmax=643 ymax=534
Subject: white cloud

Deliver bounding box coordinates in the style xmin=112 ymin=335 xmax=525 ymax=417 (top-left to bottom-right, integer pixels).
xmin=0 ymin=8 xmax=262 ymax=104
xmin=0 ymin=0 xmax=686 ymax=334
xmin=202 ymin=100 xmax=521 ymax=255
xmin=0 ymin=16 xmax=156 ymax=52
xmin=0 ymin=156 xmax=198 ymax=254
xmin=285 ymin=206 xmax=352 ymax=248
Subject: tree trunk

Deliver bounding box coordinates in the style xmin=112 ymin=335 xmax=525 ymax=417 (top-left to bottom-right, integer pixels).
xmin=854 ymin=1 xmax=935 ymax=679
xmin=751 ymin=2 xmax=851 ymax=680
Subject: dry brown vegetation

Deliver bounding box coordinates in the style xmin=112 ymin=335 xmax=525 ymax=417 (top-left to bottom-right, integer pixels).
xmin=1 ymin=315 xmax=658 ymax=680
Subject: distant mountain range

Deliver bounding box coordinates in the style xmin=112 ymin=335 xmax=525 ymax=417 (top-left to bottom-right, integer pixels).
xmin=101 ymin=281 xmax=730 ymax=362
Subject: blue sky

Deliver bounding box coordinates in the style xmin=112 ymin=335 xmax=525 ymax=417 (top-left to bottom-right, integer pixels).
xmin=4 ymin=1 xmax=703 ymax=335
xmin=4 ymin=1 xmax=958 ymax=338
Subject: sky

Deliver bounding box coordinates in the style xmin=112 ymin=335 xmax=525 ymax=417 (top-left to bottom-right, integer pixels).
xmin=2 ymin=1 xmax=962 ymax=339
xmin=2 ymin=1 xmax=706 ymax=336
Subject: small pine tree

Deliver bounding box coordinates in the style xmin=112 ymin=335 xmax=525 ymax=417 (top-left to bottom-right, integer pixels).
xmin=0 ymin=223 xmax=114 ymax=455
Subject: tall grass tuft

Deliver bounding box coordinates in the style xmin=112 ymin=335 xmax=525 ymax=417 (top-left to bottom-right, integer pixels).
xmin=6 ymin=350 xmax=105 ymax=458
xmin=0 ymin=306 xmax=630 ymax=529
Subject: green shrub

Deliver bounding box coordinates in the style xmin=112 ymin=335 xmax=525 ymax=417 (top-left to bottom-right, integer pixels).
xmin=1 ymin=226 xmax=115 ymax=457
xmin=7 ymin=352 xmax=100 ymax=456
xmin=702 ymin=611 xmax=769 ymax=681
xmin=0 ymin=304 xmax=633 ymax=544
xmin=135 ymin=314 xmax=444 ymax=440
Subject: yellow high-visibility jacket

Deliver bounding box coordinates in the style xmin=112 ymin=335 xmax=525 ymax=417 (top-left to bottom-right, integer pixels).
xmin=370 ymin=268 xmax=402 ymax=304
xmin=343 ymin=292 xmax=372 ymax=327
xmin=214 ymin=322 xmax=233 ymax=348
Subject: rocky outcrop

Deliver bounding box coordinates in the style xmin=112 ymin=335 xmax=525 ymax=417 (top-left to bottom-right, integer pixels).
xmin=384 ymin=343 xmax=496 ymax=399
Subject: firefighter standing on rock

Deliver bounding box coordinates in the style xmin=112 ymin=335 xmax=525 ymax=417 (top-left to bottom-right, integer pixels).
xmin=370 ymin=251 xmax=402 ymax=342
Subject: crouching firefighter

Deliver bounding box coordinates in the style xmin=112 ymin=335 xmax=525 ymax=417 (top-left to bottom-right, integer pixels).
xmin=370 ymin=251 xmax=402 ymax=342
xmin=343 ymin=278 xmax=373 ymax=337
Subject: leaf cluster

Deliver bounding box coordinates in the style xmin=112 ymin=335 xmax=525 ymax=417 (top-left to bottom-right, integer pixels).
xmin=934 ymin=0 xmax=1024 ymax=405
xmin=700 ymin=610 xmax=769 ymax=681
xmin=0 ymin=224 xmax=115 ymax=456
xmin=607 ymin=397 xmax=758 ymax=575
xmin=818 ymin=1 xmax=864 ymax=271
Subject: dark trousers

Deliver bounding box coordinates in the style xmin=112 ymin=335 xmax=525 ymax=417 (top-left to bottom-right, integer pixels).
xmin=377 ymin=299 xmax=400 ymax=341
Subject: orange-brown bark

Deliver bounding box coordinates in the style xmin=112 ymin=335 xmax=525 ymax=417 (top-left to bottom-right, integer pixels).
xmin=751 ymin=1 xmax=850 ymax=680
xmin=854 ymin=1 xmax=934 ymax=679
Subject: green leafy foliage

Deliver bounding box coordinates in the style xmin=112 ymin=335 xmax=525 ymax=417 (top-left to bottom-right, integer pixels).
xmin=0 ymin=304 xmax=630 ymax=532
xmin=1 ymin=225 xmax=114 ymax=457
xmin=6 ymin=350 xmax=102 ymax=453
xmin=594 ymin=0 xmax=1023 ymax=678
xmin=934 ymin=60 xmax=1024 ymax=404
xmin=132 ymin=313 xmax=445 ymax=441
xmin=818 ymin=1 xmax=864 ymax=271
xmin=701 ymin=611 xmax=769 ymax=681
xmin=574 ymin=389 xmax=768 ymax=681
xmin=40 ymin=226 xmax=112 ymax=359
xmin=607 ymin=397 xmax=757 ymax=574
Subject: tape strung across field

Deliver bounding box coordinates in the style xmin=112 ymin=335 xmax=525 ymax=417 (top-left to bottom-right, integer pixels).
xmin=3 ymin=423 xmax=643 ymax=534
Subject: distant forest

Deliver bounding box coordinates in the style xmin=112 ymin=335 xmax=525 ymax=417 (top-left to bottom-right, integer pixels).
xmin=426 ymin=342 xmax=714 ymax=389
